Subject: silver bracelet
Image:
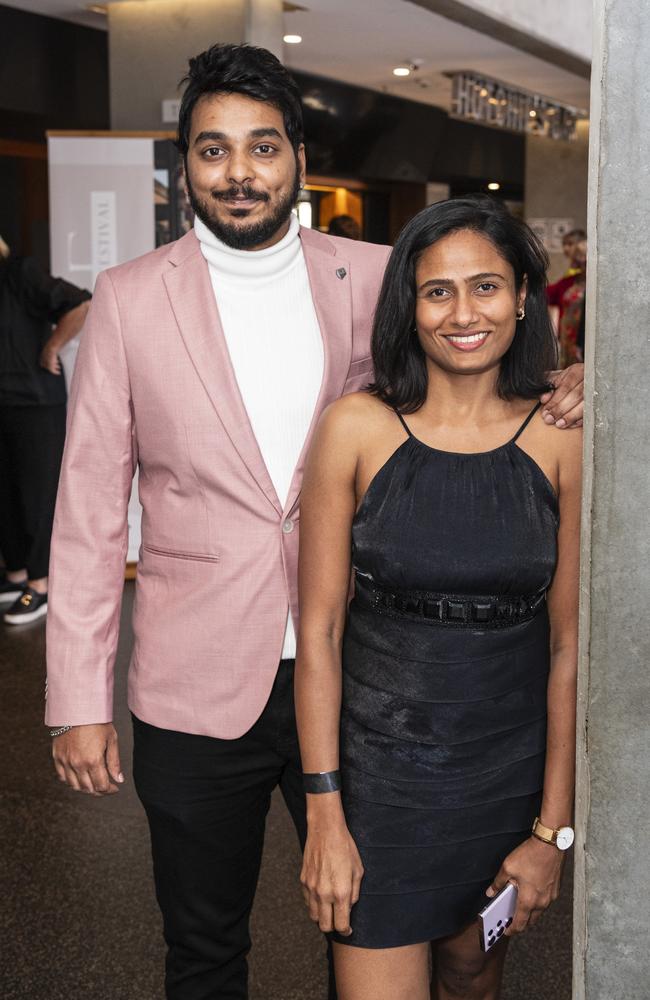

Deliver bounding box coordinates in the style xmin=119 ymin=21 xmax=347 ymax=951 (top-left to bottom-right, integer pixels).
xmin=49 ymin=725 xmax=72 ymax=738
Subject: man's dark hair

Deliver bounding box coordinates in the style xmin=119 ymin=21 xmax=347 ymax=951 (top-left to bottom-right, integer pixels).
xmin=370 ymin=195 xmax=558 ymax=413
xmin=563 ymin=228 xmax=587 ymax=242
xmin=177 ymin=43 xmax=304 ymax=159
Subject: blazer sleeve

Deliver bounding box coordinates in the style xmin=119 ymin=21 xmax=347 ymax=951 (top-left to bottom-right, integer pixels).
xmin=45 ymin=269 xmax=136 ymax=727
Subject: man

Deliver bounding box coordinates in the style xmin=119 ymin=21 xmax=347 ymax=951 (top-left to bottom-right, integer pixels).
xmin=0 ymin=239 xmax=90 ymax=624
xmin=46 ymin=43 xmax=584 ymax=999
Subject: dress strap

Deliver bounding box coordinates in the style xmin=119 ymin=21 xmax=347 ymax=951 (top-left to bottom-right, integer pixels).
xmin=393 ymin=409 xmax=413 ymax=437
xmin=511 ymin=402 xmax=542 ymax=443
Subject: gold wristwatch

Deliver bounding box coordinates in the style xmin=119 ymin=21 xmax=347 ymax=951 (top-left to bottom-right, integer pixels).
xmin=532 ymin=816 xmax=575 ymax=851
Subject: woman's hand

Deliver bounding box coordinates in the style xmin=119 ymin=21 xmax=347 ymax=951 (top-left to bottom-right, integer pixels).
xmin=486 ymin=837 xmax=564 ymax=935
xmin=300 ymin=805 xmax=364 ymax=936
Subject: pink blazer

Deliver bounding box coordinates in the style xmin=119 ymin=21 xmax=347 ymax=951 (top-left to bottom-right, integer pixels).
xmin=45 ymin=227 xmax=390 ymax=738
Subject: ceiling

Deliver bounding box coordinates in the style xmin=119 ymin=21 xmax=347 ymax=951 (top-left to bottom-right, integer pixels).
xmin=5 ymin=0 xmax=591 ymax=114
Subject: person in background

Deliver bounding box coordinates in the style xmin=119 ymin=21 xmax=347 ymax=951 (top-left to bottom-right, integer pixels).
xmin=0 ymin=238 xmax=90 ymax=624
xmin=547 ymin=239 xmax=587 ymax=368
xmin=327 ymin=215 xmax=361 ymax=240
xmin=560 ymin=228 xmax=587 ymax=278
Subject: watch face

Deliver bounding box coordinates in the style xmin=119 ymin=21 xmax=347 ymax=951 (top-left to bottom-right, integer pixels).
xmin=556 ymin=827 xmax=575 ymax=851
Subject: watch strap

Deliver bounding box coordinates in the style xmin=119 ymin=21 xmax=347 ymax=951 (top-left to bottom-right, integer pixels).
xmin=532 ymin=816 xmax=558 ymax=845
xmin=303 ymin=770 xmax=342 ymax=794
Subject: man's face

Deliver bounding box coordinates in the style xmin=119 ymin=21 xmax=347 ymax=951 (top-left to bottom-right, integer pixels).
xmin=184 ymin=92 xmax=306 ymax=250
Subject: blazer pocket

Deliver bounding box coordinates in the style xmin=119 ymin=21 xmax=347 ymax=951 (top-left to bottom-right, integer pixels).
xmin=143 ymin=544 xmax=220 ymax=564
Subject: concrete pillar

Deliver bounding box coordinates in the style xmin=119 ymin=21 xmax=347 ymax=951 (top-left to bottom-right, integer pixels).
xmin=108 ymin=0 xmax=283 ymax=130
xmin=574 ymin=1 xmax=650 ymax=997
xmin=525 ymin=121 xmax=589 ymax=281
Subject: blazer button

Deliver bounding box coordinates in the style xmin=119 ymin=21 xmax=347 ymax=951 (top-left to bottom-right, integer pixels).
xmin=282 ymin=519 xmax=295 ymax=534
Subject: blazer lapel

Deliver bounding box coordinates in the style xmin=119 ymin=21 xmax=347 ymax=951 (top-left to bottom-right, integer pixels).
xmin=284 ymin=228 xmax=353 ymax=515
xmin=163 ymin=234 xmax=282 ymax=515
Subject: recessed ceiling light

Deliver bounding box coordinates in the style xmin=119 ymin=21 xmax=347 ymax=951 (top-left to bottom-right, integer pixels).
xmin=284 ymin=34 xmax=302 ymax=44
xmin=393 ymin=67 xmax=410 ymax=77
xmin=487 ymin=182 xmax=501 ymax=191
xmin=529 ymin=109 xmax=537 ymax=118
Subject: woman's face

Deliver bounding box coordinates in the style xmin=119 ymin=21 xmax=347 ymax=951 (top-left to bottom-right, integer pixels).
xmin=414 ymin=229 xmax=526 ymax=378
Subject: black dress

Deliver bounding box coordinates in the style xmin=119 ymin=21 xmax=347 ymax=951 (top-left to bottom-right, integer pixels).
xmin=336 ymin=403 xmax=558 ymax=949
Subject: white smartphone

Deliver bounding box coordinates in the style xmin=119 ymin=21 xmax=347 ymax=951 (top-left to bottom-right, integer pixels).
xmin=478 ymin=882 xmax=518 ymax=952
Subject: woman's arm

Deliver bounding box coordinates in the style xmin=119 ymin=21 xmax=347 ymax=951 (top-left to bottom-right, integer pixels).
xmin=295 ymin=396 xmax=366 ymax=937
xmin=488 ymin=424 xmax=582 ymax=934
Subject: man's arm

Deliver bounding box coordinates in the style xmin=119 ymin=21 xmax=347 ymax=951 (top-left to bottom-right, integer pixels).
xmin=46 ymin=270 xmax=136 ymax=795
xmin=40 ymin=300 xmax=90 ymax=375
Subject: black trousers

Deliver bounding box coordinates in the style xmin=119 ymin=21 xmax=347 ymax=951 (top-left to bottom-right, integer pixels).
xmin=133 ymin=659 xmax=335 ymax=1000
xmin=0 ymin=403 xmax=66 ymax=579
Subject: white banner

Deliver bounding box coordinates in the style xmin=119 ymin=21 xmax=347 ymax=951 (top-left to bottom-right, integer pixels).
xmin=48 ymin=136 xmax=156 ymax=562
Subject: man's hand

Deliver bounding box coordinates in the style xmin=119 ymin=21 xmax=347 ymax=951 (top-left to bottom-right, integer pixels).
xmin=39 ymin=340 xmax=62 ymax=375
xmin=52 ymin=723 xmax=124 ymax=796
xmin=540 ymin=364 xmax=585 ymax=428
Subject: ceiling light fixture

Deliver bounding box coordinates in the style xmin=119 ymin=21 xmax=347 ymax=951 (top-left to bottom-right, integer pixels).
xmin=487 ymin=182 xmax=501 ymax=191
xmin=283 ymin=34 xmax=302 ymax=43
xmin=393 ymin=67 xmax=410 ymax=77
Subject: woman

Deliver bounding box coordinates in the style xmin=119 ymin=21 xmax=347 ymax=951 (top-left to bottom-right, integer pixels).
xmin=295 ymin=197 xmax=581 ymax=1000
xmin=546 ymin=237 xmax=587 ymax=367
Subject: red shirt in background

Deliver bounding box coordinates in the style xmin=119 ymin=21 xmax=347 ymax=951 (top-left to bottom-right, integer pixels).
xmin=547 ymin=273 xmax=585 ymax=367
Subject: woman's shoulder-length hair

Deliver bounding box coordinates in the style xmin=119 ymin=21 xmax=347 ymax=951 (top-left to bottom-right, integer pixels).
xmin=370 ymin=195 xmax=558 ymax=413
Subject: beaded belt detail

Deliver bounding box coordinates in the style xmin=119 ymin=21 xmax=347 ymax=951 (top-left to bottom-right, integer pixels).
xmin=355 ymin=577 xmax=547 ymax=629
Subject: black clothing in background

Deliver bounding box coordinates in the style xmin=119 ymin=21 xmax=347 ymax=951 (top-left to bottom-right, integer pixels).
xmin=0 ymin=256 xmax=91 ymax=407
xmin=0 ymin=404 xmax=66 ymax=578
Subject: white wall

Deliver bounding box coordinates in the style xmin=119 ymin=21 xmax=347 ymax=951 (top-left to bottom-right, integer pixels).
xmin=456 ymin=0 xmax=592 ymax=61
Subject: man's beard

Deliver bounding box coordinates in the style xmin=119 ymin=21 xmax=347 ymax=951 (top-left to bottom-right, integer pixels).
xmin=187 ymin=166 xmax=301 ymax=250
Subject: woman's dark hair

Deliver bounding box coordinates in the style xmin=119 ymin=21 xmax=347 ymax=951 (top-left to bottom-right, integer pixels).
xmin=177 ymin=43 xmax=304 ymax=160
xmin=371 ymin=195 xmax=558 ymax=412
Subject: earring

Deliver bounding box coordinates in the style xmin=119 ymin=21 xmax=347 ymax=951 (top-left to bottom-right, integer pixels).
xmin=516 ymin=307 xmax=526 ymax=321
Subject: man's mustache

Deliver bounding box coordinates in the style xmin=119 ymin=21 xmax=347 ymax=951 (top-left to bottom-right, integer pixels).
xmin=211 ymin=185 xmax=270 ymax=203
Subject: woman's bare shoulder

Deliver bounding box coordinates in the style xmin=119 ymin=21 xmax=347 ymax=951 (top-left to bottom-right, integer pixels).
xmin=534 ymin=410 xmax=582 ymax=455
xmin=319 ymin=391 xmax=396 ymax=439
xmin=528 ymin=407 xmax=583 ymax=488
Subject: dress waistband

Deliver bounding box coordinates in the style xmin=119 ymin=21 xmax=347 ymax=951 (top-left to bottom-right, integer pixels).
xmin=353 ymin=574 xmax=547 ymax=630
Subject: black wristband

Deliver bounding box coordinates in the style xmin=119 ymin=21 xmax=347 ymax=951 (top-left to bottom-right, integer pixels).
xmin=302 ymin=770 xmax=342 ymax=794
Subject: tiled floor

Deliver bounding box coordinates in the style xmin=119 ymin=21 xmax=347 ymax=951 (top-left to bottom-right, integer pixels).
xmin=0 ymin=583 xmax=572 ymax=999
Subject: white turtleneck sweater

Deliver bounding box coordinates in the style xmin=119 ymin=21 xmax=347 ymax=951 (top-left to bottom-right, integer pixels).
xmin=195 ymin=213 xmax=324 ymax=660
